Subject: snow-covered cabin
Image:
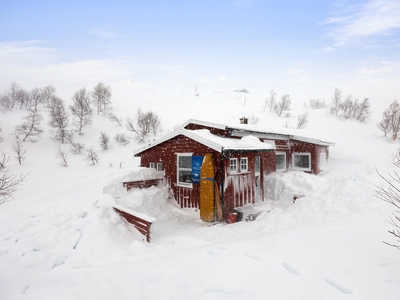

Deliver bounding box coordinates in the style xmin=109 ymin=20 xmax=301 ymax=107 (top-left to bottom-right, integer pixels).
xmin=182 ymin=119 xmax=334 ymax=175
xmin=133 ymin=119 xmax=334 ymax=222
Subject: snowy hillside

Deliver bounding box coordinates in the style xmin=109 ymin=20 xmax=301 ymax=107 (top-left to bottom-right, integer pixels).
xmin=1 ymin=89 xmax=400 ymax=300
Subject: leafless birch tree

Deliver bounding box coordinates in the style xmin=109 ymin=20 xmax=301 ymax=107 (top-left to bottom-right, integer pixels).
xmin=92 ymin=82 xmax=112 ymax=115
xmin=274 ymin=94 xmax=291 ymax=117
xmin=49 ymin=97 xmax=70 ymax=143
xmin=70 ymin=88 xmax=92 ymax=135
xmin=14 ymin=109 xmax=44 ymax=142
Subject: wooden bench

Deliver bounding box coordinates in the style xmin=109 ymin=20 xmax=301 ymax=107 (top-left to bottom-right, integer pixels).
xmin=122 ymin=178 xmax=164 ymax=191
xmin=113 ymin=204 xmax=156 ymax=242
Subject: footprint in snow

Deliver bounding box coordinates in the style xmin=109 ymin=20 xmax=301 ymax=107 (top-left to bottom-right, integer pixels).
xmin=21 ymin=285 xmax=29 ymax=294
xmin=281 ymin=262 xmax=300 ymax=275
xmin=323 ymin=277 xmax=353 ymax=294
xmin=243 ymin=253 xmax=263 ymax=261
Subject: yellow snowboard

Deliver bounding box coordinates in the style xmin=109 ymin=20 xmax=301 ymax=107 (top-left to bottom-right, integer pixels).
xmin=200 ymin=153 xmax=215 ymax=222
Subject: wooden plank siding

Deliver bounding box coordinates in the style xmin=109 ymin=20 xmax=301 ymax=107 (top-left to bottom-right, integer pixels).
xmin=139 ymin=135 xmax=222 ymax=209
xmin=113 ymin=207 xmax=154 ymax=242
xmin=291 ymin=141 xmax=329 ymax=174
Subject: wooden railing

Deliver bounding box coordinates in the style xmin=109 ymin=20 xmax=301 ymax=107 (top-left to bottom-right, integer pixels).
xmin=113 ymin=204 xmax=156 ymax=242
xmin=122 ymin=178 xmax=164 ymax=191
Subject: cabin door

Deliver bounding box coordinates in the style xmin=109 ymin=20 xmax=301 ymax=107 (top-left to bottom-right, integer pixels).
xmin=255 ymin=155 xmax=262 ymax=201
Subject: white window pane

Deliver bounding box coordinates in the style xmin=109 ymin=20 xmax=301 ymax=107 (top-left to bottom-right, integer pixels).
xmin=294 ymin=154 xmax=310 ymax=168
xmin=276 ymin=153 xmax=286 ymax=170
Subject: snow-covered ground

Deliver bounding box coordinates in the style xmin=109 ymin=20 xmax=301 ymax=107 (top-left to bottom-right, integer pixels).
xmin=0 ymin=89 xmax=400 ymax=299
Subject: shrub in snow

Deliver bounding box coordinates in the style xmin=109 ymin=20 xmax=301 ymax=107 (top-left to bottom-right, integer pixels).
xmin=99 ymin=132 xmax=110 ymax=150
xmin=56 ymin=146 xmax=69 ymax=167
xmin=308 ymin=99 xmax=326 ymax=109
xmin=84 ymin=146 xmax=99 ymax=165
xmin=114 ymin=133 xmax=130 ymax=146
xmin=297 ymin=112 xmax=309 ymax=129
xmin=11 ymin=137 xmax=26 ymax=165
xmin=66 ymin=137 xmax=86 ymax=155
xmin=378 ymin=100 xmax=400 ymax=141
xmin=329 ymin=88 xmax=370 ymax=123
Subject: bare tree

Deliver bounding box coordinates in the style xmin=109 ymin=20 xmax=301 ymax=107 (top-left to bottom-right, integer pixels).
xmin=49 ymin=97 xmax=70 ymax=143
xmin=0 ymin=93 xmax=11 ymax=111
xmin=56 ymin=146 xmax=69 ymax=167
xmin=70 ymin=88 xmax=93 ymax=135
xmin=297 ymin=112 xmax=309 ymax=129
xmin=16 ymin=88 xmax=29 ymax=110
xmin=378 ymin=100 xmax=400 ymax=141
xmin=0 ymin=168 xmax=28 ymax=204
xmin=274 ymin=94 xmax=291 ymax=117
xmin=41 ymin=85 xmax=56 ymax=108
xmin=341 ymin=95 xmax=354 ymax=120
xmin=66 ymin=136 xmax=86 ymax=155
xmin=11 ymin=138 xmax=26 ymax=165
xmin=266 ymin=89 xmax=277 ymax=113
xmin=27 ymin=87 xmax=44 ymax=111
xmin=0 ymin=151 xmax=10 ymax=169
xmin=92 ymin=82 xmax=112 ymax=115
xmin=108 ymin=113 xmax=123 ymax=126
xmin=99 ymin=132 xmax=110 ymax=150
xmin=330 ymin=88 xmax=342 ymax=116
xmin=376 ymin=167 xmax=400 ymax=249
xmin=128 ymin=108 xmax=162 ymax=141
xmin=7 ymin=82 xmax=20 ymax=110
xmin=354 ymin=98 xmax=371 ymax=123
xmin=378 ymin=116 xmax=391 ymax=138
xmin=85 ymin=146 xmax=99 ymax=165
xmin=14 ymin=109 xmax=44 ymax=142
xmin=126 ymin=117 xmax=139 ymax=136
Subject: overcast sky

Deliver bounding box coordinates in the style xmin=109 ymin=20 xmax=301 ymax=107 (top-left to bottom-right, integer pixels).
xmin=1 ymin=0 xmax=399 ymax=104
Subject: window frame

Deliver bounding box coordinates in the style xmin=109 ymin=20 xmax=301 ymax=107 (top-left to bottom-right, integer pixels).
xmin=275 ymin=152 xmax=287 ymax=171
xmin=149 ymin=162 xmax=155 ymax=169
xmin=177 ymin=153 xmax=193 ymax=188
xmin=292 ymin=152 xmax=311 ymax=171
xmin=230 ymin=158 xmax=238 ymax=173
xmin=157 ymin=162 xmax=163 ymax=171
xmin=240 ymin=157 xmax=248 ymax=172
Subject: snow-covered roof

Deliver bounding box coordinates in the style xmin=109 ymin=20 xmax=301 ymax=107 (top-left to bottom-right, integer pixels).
xmin=133 ymin=129 xmax=274 ymax=156
xmin=182 ymin=119 xmax=335 ymax=146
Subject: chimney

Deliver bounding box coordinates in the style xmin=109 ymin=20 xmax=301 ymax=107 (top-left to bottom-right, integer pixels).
xmin=240 ymin=117 xmax=248 ymax=124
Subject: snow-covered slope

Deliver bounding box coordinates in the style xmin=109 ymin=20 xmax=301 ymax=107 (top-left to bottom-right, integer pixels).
xmin=0 ymin=90 xmax=399 ymax=299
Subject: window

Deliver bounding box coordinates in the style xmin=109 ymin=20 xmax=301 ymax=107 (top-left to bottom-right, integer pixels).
xmin=149 ymin=162 xmax=155 ymax=169
xmin=177 ymin=154 xmax=192 ymax=186
xmin=230 ymin=158 xmax=238 ymax=172
xmin=157 ymin=163 xmax=163 ymax=171
xmin=240 ymin=157 xmax=248 ymax=172
xmin=319 ymin=153 xmax=327 ymax=171
xmin=276 ymin=152 xmax=286 ymax=171
xmin=292 ymin=153 xmax=311 ymax=171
